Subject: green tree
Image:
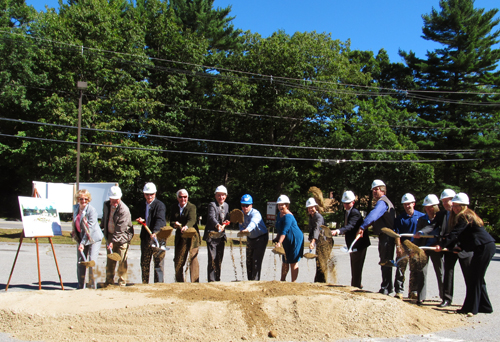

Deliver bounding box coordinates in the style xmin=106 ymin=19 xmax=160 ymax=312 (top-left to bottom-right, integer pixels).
xmin=400 ymin=0 xmax=500 ymax=235
xmin=170 ymin=0 xmax=242 ymax=52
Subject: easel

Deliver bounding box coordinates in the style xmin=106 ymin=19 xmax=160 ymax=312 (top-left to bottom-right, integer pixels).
xmin=5 ymin=188 xmax=65 ymax=291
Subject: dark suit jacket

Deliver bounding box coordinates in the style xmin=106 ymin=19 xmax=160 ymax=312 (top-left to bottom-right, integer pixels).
xmin=420 ymin=209 xmax=447 ymax=236
xmin=441 ymin=216 xmax=494 ymax=252
xmin=140 ymin=199 xmax=166 ymax=240
xmin=203 ymin=201 xmax=229 ymax=241
xmin=339 ymin=208 xmax=370 ymax=250
xmin=169 ymin=201 xmax=200 ymax=244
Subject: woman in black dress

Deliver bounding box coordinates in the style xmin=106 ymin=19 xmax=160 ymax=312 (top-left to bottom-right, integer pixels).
xmin=436 ymin=192 xmax=495 ymax=315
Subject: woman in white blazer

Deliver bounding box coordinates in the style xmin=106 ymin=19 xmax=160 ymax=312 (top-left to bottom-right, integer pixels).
xmin=72 ymin=189 xmax=103 ymax=289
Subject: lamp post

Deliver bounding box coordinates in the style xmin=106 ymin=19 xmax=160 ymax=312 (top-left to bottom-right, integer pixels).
xmin=76 ymin=81 xmax=87 ymax=191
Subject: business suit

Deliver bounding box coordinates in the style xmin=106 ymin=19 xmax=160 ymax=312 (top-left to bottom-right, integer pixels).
xmin=72 ymin=203 xmax=103 ymax=289
xmin=440 ymin=215 xmax=495 ymax=314
xmin=339 ymin=208 xmax=370 ymax=288
xmin=203 ymin=201 xmax=229 ymax=282
xmin=101 ymin=200 xmax=133 ymax=286
xmin=170 ymin=201 xmax=200 ymax=282
xmin=140 ymin=199 xmax=167 ymax=283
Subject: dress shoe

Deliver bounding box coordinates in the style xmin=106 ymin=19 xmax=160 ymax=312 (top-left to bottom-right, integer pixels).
xmin=378 ymin=289 xmax=389 ymax=295
xmin=416 ymin=301 xmax=423 ymax=306
xmin=438 ymin=300 xmax=451 ymax=308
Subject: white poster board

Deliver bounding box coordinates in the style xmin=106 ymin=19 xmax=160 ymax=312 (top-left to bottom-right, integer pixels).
xmin=32 ymin=181 xmax=116 ymax=218
xmin=79 ymin=183 xmax=116 ymax=218
xmin=32 ymin=181 xmax=75 ymax=213
xmin=18 ymin=196 xmax=62 ymax=237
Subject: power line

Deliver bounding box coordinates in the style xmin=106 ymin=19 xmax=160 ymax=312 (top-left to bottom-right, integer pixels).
xmin=0 ymin=133 xmax=489 ymax=163
xmin=2 ymin=83 xmax=499 ymax=132
xmin=2 ymin=30 xmax=500 ymax=104
xmin=0 ymin=116 xmax=483 ymax=154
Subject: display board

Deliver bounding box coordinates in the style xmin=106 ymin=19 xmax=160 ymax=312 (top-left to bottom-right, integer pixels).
xmin=32 ymin=181 xmax=116 ymax=218
xmin=18 ymin=196 xmax=62 ymax=237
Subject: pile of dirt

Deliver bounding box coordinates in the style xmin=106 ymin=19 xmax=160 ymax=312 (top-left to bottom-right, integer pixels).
xmin=0 ymin=282 xmax=467 ymax=341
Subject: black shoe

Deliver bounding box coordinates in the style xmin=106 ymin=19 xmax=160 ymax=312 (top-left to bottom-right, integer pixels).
xmin=438 ymin=300 xmax=451 ymax=308
xmin=378 ymin=289 xmax=389 ymax=295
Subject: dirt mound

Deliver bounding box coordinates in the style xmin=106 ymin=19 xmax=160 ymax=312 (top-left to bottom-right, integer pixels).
xmin=0 ymin=282 xmax=467 ymax=341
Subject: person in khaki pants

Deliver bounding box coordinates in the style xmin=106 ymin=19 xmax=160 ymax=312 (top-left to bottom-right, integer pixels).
xmin=170 ymin=189 xmax=200 ymax=282
xmin=101 ymin=185 xmax=134 ymax=286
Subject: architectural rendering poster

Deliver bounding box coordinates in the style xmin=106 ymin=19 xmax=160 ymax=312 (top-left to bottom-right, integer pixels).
xmin=18 ymin=196 xmax=62 ymax=237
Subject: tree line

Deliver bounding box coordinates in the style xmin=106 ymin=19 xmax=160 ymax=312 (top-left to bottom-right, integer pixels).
xmin=1 ymin=0 xmax=499 ymax=237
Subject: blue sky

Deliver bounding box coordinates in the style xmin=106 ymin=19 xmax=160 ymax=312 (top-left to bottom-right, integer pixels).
xmin=26 ymin=0 xmax=500 ymax=63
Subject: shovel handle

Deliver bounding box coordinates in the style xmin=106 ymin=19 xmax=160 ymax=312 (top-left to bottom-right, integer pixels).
xmin=79 ymin=249 xmax=88 ymax=262
xmin=137 ymin=218 xmax=154 ymax=236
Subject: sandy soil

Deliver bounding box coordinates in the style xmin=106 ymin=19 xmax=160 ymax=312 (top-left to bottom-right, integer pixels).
xmin=0 ymin=281 xmax=468 ymax=342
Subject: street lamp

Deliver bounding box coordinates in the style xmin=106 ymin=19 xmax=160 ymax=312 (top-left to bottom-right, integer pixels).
xmin=76 ymin=81 xmax=87 ymax=191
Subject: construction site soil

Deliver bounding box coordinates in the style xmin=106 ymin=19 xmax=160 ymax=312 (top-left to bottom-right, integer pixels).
xmin=0 ymin=281 xmax=467 ymax=342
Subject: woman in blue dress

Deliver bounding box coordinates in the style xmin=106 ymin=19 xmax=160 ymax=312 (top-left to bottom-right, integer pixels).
xmin=274 ymin=195 xmax=304 ymax=282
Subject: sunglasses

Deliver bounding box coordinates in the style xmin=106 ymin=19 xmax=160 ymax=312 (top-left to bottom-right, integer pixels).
xmin=178 ymin=196 xmax=188 ymax=199
xmin=78 ymin=198 xmax=89 ymax=201
xmin=241 ymin=204 xmax=250 ymax=208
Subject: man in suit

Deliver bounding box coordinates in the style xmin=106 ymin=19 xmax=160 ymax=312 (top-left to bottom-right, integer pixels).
xmin=101 ymin=185 xmax=134 ymax=286
xmin=357 ymin=180 xmax=397 ymax=295
xmin=139 ymin=182 xmax=167 ymax=284
xmin=333 ymin=191 xmax=370 ymax=288
xmin=170 ymin=189 xmax=200 ymax=282
xmin=203 ymin=185 xmax=230 ymax=282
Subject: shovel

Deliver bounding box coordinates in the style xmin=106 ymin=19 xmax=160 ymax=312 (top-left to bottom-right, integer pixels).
xmin=303 ymin=248 xmax=317 ymax=259
xmin=106 ymin=243 xmax=122 ymax=261
xmin=381 ymin=227 xmax=436 ymax=239
xmin=340 ymin=232 xmax=362 ymax=253
xmin=379 ymin=255 xmax=408 ymax=268
xmin=137 ymin=217 xmax=170 ymax=257
xmin=208 ymin=221 xmax=230 ymax=239
xmin=419 ymin=246 xmax=448 ymax=252
xmin=236 ymin=230 xmax=250 ymax=238
xmin=79 ymin=249 xmax=96 ymax=268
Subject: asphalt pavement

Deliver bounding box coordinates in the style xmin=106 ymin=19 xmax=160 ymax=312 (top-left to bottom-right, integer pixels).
xmin=0 ymin=222 xmax=499 ymax=341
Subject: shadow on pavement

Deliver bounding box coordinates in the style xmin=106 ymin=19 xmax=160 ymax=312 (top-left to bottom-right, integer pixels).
xmin=0 ymin=281 xmax=77 ymax=291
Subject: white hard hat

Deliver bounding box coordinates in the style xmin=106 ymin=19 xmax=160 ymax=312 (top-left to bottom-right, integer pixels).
xmin=452 ymin=192 xmax=469 ymax=205
xmin=341 ymin=191 xmax=356 ymax=203
xmin=440 ymin=189 xmax=456 ymax=200
xmin=214 ymin=185 xmax=228 ymax=194
xmin=108 ymin=186 xmax=122 ymax=199
xmin=401 ymin=193 xmax=415 ymax=204
xmin=277 ymin=195 xmax=290 ymax=204
xmin=305 ymin=198 xmax=317 ymax=208
xmin=143 ymin=182 xmax=157 ymax=194
xmin=422 ymin=194 xmax=439 ymax=206
xmin=371 ymin=179 xmax=386 ymax=189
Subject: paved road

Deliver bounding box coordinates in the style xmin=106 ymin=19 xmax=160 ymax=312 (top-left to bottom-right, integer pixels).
xmin=0 ymin=234 xmax=499 ymax=341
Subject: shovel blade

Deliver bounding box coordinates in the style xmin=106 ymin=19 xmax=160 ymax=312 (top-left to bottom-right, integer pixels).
xmin=340 ymin=246 xmax=349 ymax=253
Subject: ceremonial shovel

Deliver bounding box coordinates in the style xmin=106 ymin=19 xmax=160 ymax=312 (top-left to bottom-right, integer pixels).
xmin=137 ymin=217 xmax=169 ymax=257
xmin=380 ymin=255 xmax=408 ymax=268
xmin=303 ymin=249 xmax=317 ymax=259
xmin=106 ymin=243 xmax=122 ymax=262
xmin=340 ymin=232 xmax=362 ymax=253
xmin=208 ymin=221 xmax=230 ymax=239
xmin=79 ymin=250 xmax=95 ymax=268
